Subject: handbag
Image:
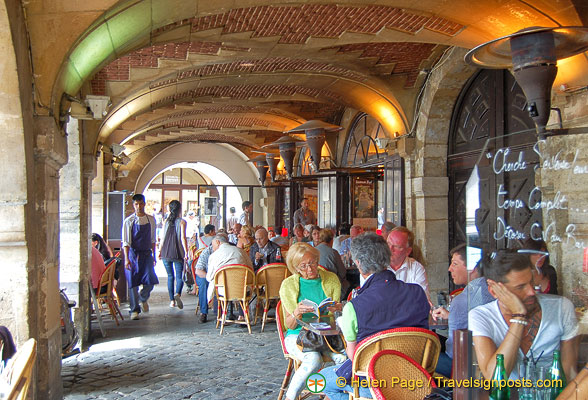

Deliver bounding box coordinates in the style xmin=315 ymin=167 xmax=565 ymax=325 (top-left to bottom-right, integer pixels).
xmin=296 ymin=327 xmax=345 ymax=353
xmin=182 ymin=260 xmax=194 ymax=286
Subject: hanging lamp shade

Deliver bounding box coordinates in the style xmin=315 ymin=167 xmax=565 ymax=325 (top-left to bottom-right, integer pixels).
xmin=285 ymin=120 xmax=342 ymax=171
xmin=262 ymin=136 xmax=305 ymax=179
xmin=247 ymin=155 xmax=269 ymax=186
xmin=465 ymin=26 xmax=588 ymax=137
xmin=252 ymin=150 xmax=281 ymax=182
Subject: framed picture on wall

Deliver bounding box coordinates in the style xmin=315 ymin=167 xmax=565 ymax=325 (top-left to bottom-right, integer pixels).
xmin=353 ymin=178 xmax=375 ymax=218
xmin=204 ymin=197 xmax=218 ymax=216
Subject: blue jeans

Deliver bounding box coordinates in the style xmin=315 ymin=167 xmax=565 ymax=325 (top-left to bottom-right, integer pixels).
xmin=435 ymin=352 xmax=452 ymax=378
xmin=162 ymin=259 xmax=184 ymax=301
xmin=195 ymin=276 xmax=209 ymax=315
xmin=322 ymin=364 xmax=372 ymax=400
xmin=128 ymin=284 xmax=154 ymax=313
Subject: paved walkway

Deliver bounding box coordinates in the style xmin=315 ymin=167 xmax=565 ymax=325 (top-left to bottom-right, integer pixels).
xmin=62 ymin=279 xmax=314 ymax=400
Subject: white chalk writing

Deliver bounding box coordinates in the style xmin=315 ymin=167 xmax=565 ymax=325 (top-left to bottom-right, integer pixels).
xmin=528 ymin=187 xmax=568 ymax=211
xmin=497 ymin=184 xmax=525 ymax=209
xmin=494 ymin=217 xmax=527 ymax=241
xmin=493 ymin=148 xmax=528 ymax=174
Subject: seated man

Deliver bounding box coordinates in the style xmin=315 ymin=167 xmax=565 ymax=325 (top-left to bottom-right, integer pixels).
xmin=205 ymin=233 xmax=252 ymax=303
xmin=337 ymin=224 xmax=362 ymax=257
xmin=386 ymin=226 xmax=432 ymax=304
xmin=469 ymin=250 xmax=578 ymax=381
xmin=432 ymin=244 xmax=493 ymax=377
xmin=380 ymin=221 xmax=395 ymax=240
xmin=249 ymin=227 xmax=282 ymax=271
xmin=193 ymin=233 xmax=229 ymax=323
xmin=228 ymin=223 xmax=241 ymax=245
xmin=322 ymin=232 xmax=430 ymax=400
xmin=199 ymin=224 xmax=216 ymax=248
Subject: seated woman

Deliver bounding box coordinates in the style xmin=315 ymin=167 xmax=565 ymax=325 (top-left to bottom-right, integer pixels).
xmin=278 ymin=242 xmax=345 ymax=400
xmin=309 ymin=225 xmax=321 ymax=247
xmin=523 ymin=238 xmax=558 ymax=294
xmin=91 ymin=233 xmax=114 ymax=262
xmin=289 ymin=223 xmax=305 ymax=246
xmin=237 ymin=225 xmax=255 ymax=254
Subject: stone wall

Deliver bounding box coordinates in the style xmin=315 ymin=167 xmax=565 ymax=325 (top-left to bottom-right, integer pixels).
xmin=1 ymin=1 xmax=66 ymax=398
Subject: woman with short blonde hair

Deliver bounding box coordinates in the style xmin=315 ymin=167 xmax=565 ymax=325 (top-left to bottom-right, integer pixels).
xmin=279 ymin=242 xmax=344 ymax=400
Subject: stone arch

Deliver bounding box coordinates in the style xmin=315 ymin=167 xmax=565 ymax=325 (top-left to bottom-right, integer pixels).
xmin=405 ymin=47 xmax=477 ymax=296
xmin=118 ymin=142 xmax=269 ymax=226
xmin=0 ymin=1 xmax=66 ymax=398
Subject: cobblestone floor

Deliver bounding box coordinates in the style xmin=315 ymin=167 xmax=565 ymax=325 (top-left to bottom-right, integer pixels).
xmin=62 ymin=279 xmax=320 ymax=400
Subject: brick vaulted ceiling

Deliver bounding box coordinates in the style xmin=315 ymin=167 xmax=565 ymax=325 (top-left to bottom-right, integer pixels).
xmin=26 ymin=0 xmax=586 ymax=159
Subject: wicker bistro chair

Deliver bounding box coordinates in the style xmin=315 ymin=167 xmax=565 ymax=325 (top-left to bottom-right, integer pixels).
xmin=190 ymin=247 xmax=206 ymax=311
xmin=349 ymin=327 xmax=441 ymax=399
xmin=367 ymin=350 xmax=437 ymax=400
xmin=5 ymin=338 xmax=37 ymax=400
xmin=95 ymin=258 xmax=124 ymax=325
xmin=213 ymin=264 xmax=256 ymax=334
xmin=255 ymin=263 xmax=290 ymax=332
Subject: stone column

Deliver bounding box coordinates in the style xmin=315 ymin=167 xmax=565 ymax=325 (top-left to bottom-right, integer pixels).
xmin=33 ymin=115 xmax=68 ymax=399
xmin=398 ymin=137 xmax=449 ymax=298
xmin=59 ymin=118 xmax=95 ymax=348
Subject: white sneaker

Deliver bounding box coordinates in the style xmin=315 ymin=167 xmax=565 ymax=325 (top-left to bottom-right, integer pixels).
xmin=169 ymin=301 xmax=176 ymax=308
xmin=131 ymin=312 xmax=140 ymax=320
xmin=174 ymin=294 xmax=183 ymax=310
xmin=141 ymin=301 xmax=149 ymax=312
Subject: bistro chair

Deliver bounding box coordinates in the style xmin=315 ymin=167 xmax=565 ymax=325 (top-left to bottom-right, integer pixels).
xmin=94 ymin=258 xmax=124 ymax=325
xmin=190 ymin=247 xmax=205 ymax=312
xmin=255 ymin=263 xmax=290 ymax=331
xmin=213 ymin=264 xmax=255 ymax=334
xmin=367 ymin=350 xmax=437 ymax=400
xmin=349 ymin=327 xmax=440 ymax=399
xmin=275 ymin=301 xmax=324 ymax=400
xmin=4 ymin=338 xmax=36 ymax=400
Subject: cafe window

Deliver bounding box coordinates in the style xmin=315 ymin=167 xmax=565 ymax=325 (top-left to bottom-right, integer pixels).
xmin=343 ymin=113 xmax=389 ymax=167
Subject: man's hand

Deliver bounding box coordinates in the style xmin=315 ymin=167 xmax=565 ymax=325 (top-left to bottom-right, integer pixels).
xmin=432 ymin=306 xmax=449 ymax=321
xmin=125 ymin=259 xmax=131 ymax=270
xmin=487 ymin=279 xmax=526 ymax=315
xmin=255 ymin=251 xmax=263 ymax=261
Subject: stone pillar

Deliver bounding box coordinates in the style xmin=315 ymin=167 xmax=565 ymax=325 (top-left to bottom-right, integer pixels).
xmin=33 ymin=115 xmax=68 ymax=399
xmin=398 ymin=137 xmax=450 ymax=298
xmin=59 ymin=118 xmax=94 ymax=348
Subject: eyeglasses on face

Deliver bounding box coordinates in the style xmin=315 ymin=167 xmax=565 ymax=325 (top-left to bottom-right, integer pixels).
xmin=297 ymin=260 xmax=318 ymax=271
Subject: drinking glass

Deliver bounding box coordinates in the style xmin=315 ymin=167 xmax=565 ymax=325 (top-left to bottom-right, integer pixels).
xmin=534 ymin=366 xmax=547 ymax=400
xmin=518 ymin=361 xmax=534 ymax=400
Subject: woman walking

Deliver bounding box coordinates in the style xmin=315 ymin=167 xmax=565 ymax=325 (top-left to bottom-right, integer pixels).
xmin=159 ymin=200 xmax=189 ymax=309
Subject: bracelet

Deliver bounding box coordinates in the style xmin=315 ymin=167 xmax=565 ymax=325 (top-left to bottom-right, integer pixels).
xmin=511 ymin=313 xmax=527 ymax=318
xmin=509 ymin=318 xmax=529 ymax=326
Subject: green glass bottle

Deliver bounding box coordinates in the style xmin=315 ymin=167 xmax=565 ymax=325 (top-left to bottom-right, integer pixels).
xmin=548 ymin=350 xmax=566 ymax=399
xmin=489 ymin=354 xmax=510 ymax=400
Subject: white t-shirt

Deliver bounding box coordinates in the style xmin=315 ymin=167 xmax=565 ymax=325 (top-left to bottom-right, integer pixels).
xmin=469 ymin=294 xmax=578 ymax=380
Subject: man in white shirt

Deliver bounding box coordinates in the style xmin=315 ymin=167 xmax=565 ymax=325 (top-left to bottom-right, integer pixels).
xmin=205 ymin=234 xmax=252 ymax=302
xmin=469 ymin=250 xmax=578 ymax=381
xmin=386 ymin=227 xmax=431 ymax=303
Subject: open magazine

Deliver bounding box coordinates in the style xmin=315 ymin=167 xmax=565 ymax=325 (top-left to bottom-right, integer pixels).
xmin=300 ymin=297 xmax=336 ymax=317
